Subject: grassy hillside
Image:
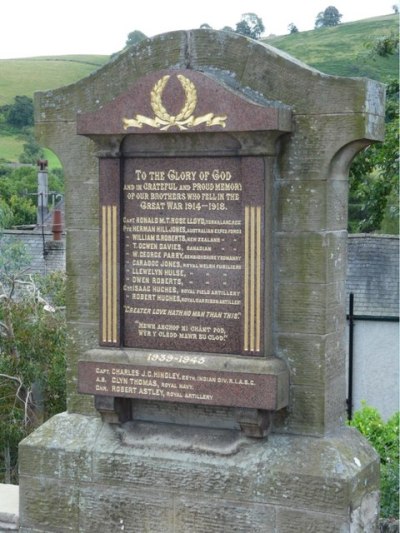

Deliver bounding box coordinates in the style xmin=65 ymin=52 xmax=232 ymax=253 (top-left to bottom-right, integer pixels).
xmin=0 ymin=55 xmax=109 ymax=164
xmin=0 ymin=15 xmax=398 ymax=163
xmin=0 ymin=55 xmax=109 ymax=106
xmin=265 ymin=14 xmax=398 ymax=81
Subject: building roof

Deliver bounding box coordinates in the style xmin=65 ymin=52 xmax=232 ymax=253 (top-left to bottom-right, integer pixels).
xmin=346 ymin=234 xmax=399 ymax=318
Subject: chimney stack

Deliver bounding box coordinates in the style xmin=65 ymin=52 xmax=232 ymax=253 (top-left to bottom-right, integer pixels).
xmin=51 ymin=209 xmax=63 ymax=240
xmin=37 ymin=160 xmax=48 ymax=226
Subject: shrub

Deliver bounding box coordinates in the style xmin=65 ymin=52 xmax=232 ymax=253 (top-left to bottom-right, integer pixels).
xmin=0 ymin=238 xmax=66 ymax=483
xmin=349 ymin=402 xmax=399 ymax=518
xmin=5 ymin=96 xmax=34 ymax=128
xmin=0 ymin=165 xmax=64 ymax=228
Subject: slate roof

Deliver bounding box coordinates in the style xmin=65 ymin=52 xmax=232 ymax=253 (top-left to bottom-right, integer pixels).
xmin=346 ymin=234 xmax=399 ymax=318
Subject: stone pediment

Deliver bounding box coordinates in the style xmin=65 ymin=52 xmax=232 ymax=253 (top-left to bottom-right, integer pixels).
xmin=77 ymin=69 xmax=292 ymax=136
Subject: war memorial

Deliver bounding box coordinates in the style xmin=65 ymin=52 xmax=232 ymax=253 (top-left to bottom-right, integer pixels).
xmin=18 ymin=30 xmax=385 ymax=531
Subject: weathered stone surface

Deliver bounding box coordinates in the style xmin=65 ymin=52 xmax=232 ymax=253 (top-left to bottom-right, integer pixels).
xmin=32 ymin=30 xmax=384 ymax=431
xmin=21 ymin=28 xmax=385 ymax=532
xmin=66 ymin=229 xmax=98 ymax=275
xmin=277 ymin=231 xmax=347 ymax=284
xmin=66 ymin=321 xmax=98 ymax=415
xmin=174 ymin=497 xmax=276 ymax=532
xmin=276 ymin=508 xmax=350 ymax=532
xmin=79 ymin=484 xmax=174 ymax=532
xmin=19 ymin=477 xmax=79 ymax=531
xmin=277 ymin=331 xmax=346 ymax=387
xmin=19 ymin=414 xmax=380 ymax=532
xmin=277 ymin=281 xmax=344 ymax=336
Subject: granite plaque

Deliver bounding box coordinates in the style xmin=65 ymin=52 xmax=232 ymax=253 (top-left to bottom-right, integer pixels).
xmin=78 ymin=359 xmax=282 ymax=410
xmin=84 ymin=67 xmax=292 ymax=414
xmin=106 ymin=156 xmax=265 ymax=355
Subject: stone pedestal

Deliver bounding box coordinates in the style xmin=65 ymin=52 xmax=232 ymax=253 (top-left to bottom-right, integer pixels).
xmin=20 ymin=413 xmax=380 ymax=532
xmin=19 ymin=30 xmax=385 ymax=532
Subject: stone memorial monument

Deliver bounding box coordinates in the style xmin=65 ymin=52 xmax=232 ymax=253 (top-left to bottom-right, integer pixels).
xmin=19 ymin=30 xmax=385 ymax=532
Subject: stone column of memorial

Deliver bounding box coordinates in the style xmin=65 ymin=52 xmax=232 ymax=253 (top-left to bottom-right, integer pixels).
xmin=18 ymin=30 xmax=385 ymax=532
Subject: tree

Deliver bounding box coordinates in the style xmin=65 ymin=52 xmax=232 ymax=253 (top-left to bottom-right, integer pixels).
xmin=393 ymin=4 xmax=399 ymax=14
xmin=0 ymin=165 xmax=64 ymax=228
xmin=349 ymin=78 xmax=399 ymax=233
xmin=288 ymin=23 xmax=299 ymax=34
xmin=235 ymin=13 xmax=265 ymax=40
xmin=6 ymin=96 xmax=34 ymax=128
xmin=19 ymin=134 xmax=44 ymax=164
xmin=200 ymin=23 xmax=212 ymax=30
xmin=125 ymin=30 xmax=147 ymax=47
xmin=0 ymin=241 xmax=66 ymax=482
xmin=315 ymin=6 xmax=343 ymax=28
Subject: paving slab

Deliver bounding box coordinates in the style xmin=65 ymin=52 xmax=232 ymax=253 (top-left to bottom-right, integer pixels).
xmin=0 ymin=484 xmax=19 ymax=531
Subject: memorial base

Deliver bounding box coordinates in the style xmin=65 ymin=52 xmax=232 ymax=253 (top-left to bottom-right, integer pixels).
xmin=19 ymin=413 xmax=380 ymax=532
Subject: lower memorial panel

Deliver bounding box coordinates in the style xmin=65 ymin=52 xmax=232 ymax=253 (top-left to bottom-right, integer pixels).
xmin=78 ymin=361 xmax=278 ymax=410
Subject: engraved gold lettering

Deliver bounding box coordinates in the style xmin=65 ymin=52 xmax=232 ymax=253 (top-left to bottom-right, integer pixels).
xmin=120 ymin=159 xmax=263 ymax=354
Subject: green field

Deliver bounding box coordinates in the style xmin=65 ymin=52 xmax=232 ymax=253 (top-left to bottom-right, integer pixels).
xmin=0 ymin=55 xmax=109 ymax=105
xmin=0 ymin=132 xmax=24 ymax=161
xmin=0 ymin=14 xmax=398 ymax=163
xmin=0 ymin=55 xmax=109 ymax=163
xmin=265 ymin=14 xmax=398 ymax=81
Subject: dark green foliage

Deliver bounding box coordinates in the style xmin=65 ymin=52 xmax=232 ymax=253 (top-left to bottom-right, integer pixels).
xmin=349 ymin=403 xmax=399 ymax=518
xmin=349 ymin=78 xmax=399 ymax=233
xmin=372 ymin=32 xmax=399 ymax=57
xmin=0 ymin=239 xmax=66 ymax=483
xmin=315 ymin=6 xmax=343 ymax=28
xmin=199 ymin=13 xmax=264 ymax=38
xmin=288 ymin=23 xmax=299 ymax=34
xmin=0 ymin=165 xmax=64 ymax=228
xmin=0 ymin=235 xmax=31 ymax=281
xmin=5 ymin=96 xmax=34 ymax=128
xmin=33 ymin=271 xmax=66 ymax=308
xmin=125 ymin=30 xmax=147 ymax=47
xmin=235 ymin=13 xmax=265 ymax=40
xmin=19 ymin=134 xmax=44 ymax=164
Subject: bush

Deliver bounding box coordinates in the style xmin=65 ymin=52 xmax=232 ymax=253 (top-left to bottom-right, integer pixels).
xmin=19 ymin=135 xmax=44 ymax=164
xmin=0 ymin=165 xmax=64 ymax=228
xmin=5 ymin=96 xmax=34 ymax=128
xmin=349 ymin=403 xmax=399 ymax=518
xmin=0 ymin=237 xmax=66 ymax=483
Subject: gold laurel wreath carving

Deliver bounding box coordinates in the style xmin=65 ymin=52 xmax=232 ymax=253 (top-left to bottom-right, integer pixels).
xmin=150 ymin=74 xmax=197 ymax=124
xmin=123 ymin=74 xmax=226 ymax=131
xmin=175 ymin=74 xmax=197 ymax=121
xmin=150 ymin=75 xmax=172 ymax=122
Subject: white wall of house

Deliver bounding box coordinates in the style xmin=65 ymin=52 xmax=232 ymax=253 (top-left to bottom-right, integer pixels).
xmin=347 ymin=320 xmax=399 ymax=420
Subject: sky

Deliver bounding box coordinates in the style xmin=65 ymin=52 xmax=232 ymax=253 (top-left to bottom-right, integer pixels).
xmin=1 ymin=0 xmax=396 ymax=59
